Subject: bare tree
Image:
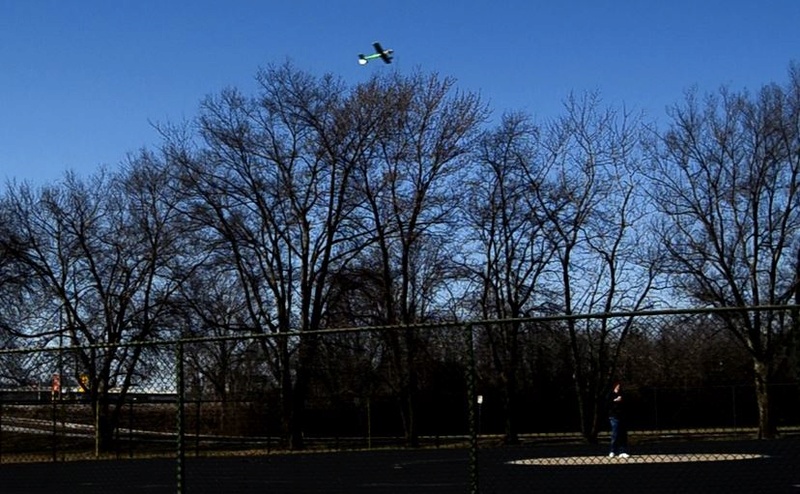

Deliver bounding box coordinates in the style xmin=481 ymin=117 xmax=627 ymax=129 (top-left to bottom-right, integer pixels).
xmin=531 ymin=92 xmax=656 ymax=442
xmin=0 ymin=196 xmax=32 ymax=341
xmin=171 ymin=63 xmax=375 ymax=449
xmin=176 ymin=268 xmax=266 ymax=431
xmin=0 ymin=195 xmax=45 ymax=386
xmin=463 ymin=112 xmax=554 ymax=443
xmin=350 ymin=71 xmax=487 ymax=446
xmin=646 ymin=66 xmax=800 ymax=438
xmin=0 ymin=156 xmax=188 ymax=451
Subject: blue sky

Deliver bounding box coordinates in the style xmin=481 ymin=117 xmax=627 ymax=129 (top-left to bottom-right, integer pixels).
xmin=1 ymin=1 xmax=798 ymax=185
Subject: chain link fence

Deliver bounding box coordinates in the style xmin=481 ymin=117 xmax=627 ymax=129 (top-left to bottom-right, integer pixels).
xmin=1 ymin=306 xmax=799 ymax=492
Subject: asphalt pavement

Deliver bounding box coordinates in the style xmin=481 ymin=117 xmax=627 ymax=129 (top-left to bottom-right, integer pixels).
xmin=0 ymin=438 xmax=797 ymax=493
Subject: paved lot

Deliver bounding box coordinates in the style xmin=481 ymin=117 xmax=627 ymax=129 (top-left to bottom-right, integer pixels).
xmin=0 ymin=438 xmax=798 ymax=493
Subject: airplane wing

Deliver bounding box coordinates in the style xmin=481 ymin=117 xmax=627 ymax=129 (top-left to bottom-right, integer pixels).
xmin=373 ymin=42 xmax=393 ymax=64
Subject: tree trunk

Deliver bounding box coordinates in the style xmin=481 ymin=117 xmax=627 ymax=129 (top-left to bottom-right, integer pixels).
xmin=290 ymin=368 xmax=308 ymax=450
xmin=501 ymin=378 xmax=520 ymax=445
xmin=578 ymin=385 xmax=600 ymax=444
xmin=279 ymin=351 xmax=296 ymax=449
xmin=753 ymin=359 xmax=776 ymax=439
xmin=404 ymin=327 xmax=420 ymax=448
xmin=96 ymin=397 xmax=116 ymax=453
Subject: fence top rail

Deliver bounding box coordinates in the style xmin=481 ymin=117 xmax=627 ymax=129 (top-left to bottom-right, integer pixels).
xmin=2 ymin=304 xmax=797 ymax=355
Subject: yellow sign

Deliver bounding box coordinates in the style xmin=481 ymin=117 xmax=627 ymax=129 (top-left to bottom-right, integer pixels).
xmin=79 ymin=374 xmax=89 ymax=393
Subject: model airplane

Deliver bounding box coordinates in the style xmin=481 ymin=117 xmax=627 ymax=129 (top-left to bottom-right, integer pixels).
xmin=358 ymin=42 xmax=393 ymax=65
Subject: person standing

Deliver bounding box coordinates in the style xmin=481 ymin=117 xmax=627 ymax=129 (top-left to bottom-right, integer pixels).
xmin=607 ymin=381 xmax=629 ymax=458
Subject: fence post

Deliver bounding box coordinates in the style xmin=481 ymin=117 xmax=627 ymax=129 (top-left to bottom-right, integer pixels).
xmin=465 ymin=323 xmax=479 ymax=494
xmin=176 ymin=339 xmax=185 ymax=493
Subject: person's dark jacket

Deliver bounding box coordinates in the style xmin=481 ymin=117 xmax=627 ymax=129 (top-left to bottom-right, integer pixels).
xmin=608 ymin=389 xmax=624 ymax=419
